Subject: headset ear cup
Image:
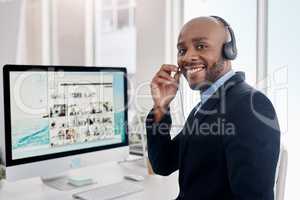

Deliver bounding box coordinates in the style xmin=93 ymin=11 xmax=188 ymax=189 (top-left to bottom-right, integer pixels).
xmin=223 ymin=42 xmax=237 ymax=60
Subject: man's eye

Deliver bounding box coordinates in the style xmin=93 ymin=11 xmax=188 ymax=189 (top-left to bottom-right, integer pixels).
xmin=178 ymin=48 xmax=186 ymax=55
xmin=196 ymin=44 xmax=206 ymax=50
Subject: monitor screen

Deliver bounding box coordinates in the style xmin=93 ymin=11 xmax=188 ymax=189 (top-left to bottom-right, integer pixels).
xmin=3 ymin=65 xmax=128 ymax=166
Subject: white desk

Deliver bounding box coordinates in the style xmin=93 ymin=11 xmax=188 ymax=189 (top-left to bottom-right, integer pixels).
xmin=0 ymin=160 xmax=179 ymax=200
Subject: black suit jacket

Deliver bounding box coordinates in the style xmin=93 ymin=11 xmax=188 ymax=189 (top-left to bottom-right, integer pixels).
xmin=146 ymin=72 xmax=280 ymax=200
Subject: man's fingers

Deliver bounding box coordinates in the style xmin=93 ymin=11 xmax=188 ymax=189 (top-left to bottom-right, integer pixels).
xmin=154 ymin=77 xmax=178 ymax=87
xmin=151 ymin=64 xmax=179 ymax=89
xmin=157 ymin=70 xmax=174 ymax=81
xmin=160 ymin=64 xmax=178 ymax=74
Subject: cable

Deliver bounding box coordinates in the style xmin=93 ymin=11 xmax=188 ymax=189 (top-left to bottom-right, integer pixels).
xmin=178 ymin=81 xmax=186 ymax=121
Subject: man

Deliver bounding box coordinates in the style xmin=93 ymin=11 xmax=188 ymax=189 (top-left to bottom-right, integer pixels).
xmin=146 ymin=16 xmax=280 ymax=200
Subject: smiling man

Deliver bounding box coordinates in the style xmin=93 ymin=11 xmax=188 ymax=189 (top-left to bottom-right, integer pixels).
xmin=146 ymin=16 xmax=280 ymax=200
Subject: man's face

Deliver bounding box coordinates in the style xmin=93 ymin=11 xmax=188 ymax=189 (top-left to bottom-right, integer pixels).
xmin=177 ymin=18 xmax=227 ymax=90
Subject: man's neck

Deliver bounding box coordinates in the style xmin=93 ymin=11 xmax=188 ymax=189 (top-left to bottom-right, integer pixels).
xmin=200 ymin=65 xmax=232 ymax=93
xmin=215 ymin=67 xmax=231 ymax=81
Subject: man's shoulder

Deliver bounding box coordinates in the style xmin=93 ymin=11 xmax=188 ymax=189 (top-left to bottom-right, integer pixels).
xmin=226 ymin=82 xmax=276 ymax=119
xmin=226 ymin=80 xmax=254 ymax=99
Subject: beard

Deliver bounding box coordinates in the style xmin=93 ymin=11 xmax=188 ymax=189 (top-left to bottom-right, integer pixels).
xmin=206 ymin=57 xmax=226 ymax=82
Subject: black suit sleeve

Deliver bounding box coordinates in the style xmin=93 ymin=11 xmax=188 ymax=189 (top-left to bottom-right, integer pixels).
xmin=223 ymin=91 xmax=280 ymax=200
xmin=145 ymin=109 xmax=180 ymax=176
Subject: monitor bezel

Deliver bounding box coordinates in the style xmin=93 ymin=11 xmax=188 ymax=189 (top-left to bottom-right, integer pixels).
xmin=3 ymin=64 xmax=129 ymax=167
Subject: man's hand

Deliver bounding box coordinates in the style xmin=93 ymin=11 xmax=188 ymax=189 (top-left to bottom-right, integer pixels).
xmin=151 ymin=64 xmax=181 ymax=122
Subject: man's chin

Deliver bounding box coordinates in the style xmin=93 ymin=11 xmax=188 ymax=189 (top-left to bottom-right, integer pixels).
xmin=189 ymin=81 xmax=210 ymax=91
xmin=189 ymin=82 xmax=205 ymax=90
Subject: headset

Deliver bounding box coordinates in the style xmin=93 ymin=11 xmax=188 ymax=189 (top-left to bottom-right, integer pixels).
xmin=210 ymin=15 xmax=237 ymax=60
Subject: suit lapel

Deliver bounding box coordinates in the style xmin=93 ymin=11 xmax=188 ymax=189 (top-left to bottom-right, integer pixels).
xmin=195 ymin=94 xmax=220 ymax=122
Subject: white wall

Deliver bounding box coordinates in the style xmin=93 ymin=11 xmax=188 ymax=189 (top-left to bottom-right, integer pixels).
xmin=0 ymin=1 xmax=21 ymax=66
xmin=134 ymin=0 xmax=167 ymax=113
xmin=96 ymin=27 xmax=136 ymax=74
xmin=52 ymin=0 xmax=86 ymax=65
xmin=0 ymin=0 xmax=22 ymax=163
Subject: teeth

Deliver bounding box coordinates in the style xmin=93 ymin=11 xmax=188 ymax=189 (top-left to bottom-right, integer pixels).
xmin=191 ymin=68 xmax=202 ymax=72
xmin=186 ymin=65 xmax=205 ymax=75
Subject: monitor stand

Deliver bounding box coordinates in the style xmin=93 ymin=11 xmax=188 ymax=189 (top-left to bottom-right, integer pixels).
xmin=41 ymin=174 xmax=97 ymax=191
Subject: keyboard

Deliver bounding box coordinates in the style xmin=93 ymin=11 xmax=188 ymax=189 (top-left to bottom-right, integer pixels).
xmin=72 ymin=181 xmax=144 ymax=200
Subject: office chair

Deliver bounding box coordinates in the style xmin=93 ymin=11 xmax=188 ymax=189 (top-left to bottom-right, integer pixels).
xmin=275 ymin=145 xmax=288 ymax=200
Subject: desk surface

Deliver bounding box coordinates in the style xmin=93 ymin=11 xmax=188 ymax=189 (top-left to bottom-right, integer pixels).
xmin=0 ymin=159 xmax=179 ymax=200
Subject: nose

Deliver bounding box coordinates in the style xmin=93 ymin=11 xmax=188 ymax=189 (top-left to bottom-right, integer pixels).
xmin=181 ymin=48 xmax=199 ymax=64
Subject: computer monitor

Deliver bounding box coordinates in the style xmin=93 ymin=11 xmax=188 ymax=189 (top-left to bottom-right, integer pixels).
xmin=0 ymin=64 xmax=129 ymax=187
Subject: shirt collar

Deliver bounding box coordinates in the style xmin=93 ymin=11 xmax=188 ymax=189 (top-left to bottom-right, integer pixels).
xmin=200 ymin=69 xmax=235 ymax=105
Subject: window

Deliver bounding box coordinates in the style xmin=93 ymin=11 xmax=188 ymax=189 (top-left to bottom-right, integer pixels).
xmin=94 ymin=0 xmax=136 ymax=73
xmin=17 ymin=0 xmax=136 ymax=73
xmin=51 ymin=0 xmax=86 ymax=65
xmin=268 ymin=0 xmax=299 ymax=199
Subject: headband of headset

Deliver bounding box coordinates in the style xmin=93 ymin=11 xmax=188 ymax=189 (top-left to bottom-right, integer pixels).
xmin=210 ymin=16 xmax=237 ymax=60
